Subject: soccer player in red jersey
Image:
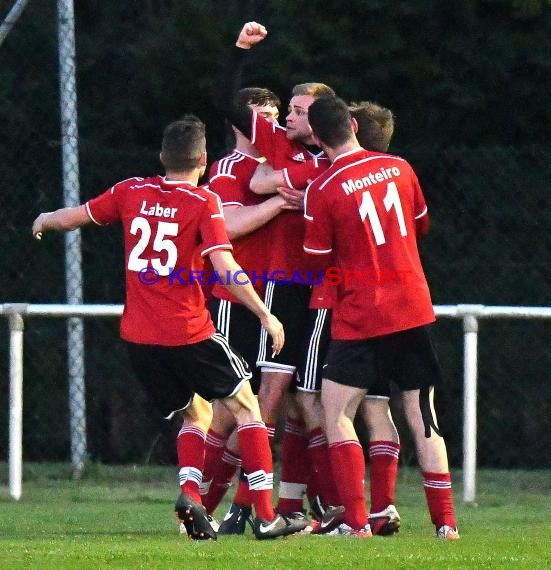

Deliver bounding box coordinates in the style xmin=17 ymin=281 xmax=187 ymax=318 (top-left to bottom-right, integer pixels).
xmin=303 ymin=95 xmax=459 ymax=539
xmin=218 ymin=22 xmax=336 ymax=522
xmin=31 ymin=115 xmax=308 ymax=541
xmin=199 ymin=87 xmax=302 ymax=527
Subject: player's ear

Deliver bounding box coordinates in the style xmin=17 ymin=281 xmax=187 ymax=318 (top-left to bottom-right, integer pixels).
xmin=159 ymin=151 xmax=165 ymax=167
xmin=351 ymin=117 xmax=358 ymax=134
xmin=200 ymin=150 xmax=207 ymax=167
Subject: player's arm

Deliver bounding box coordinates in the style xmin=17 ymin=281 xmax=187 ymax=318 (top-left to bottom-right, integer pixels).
xmin=32 ymin=205 xmax=91 ymax=239
xmin=208 ymin=249 xmax=284 ymax=354
xmin=223 ymin=194 xmax=289 ymax=240
xmin=249 ymin=162 xmax=285 ymax=194
xmin=217 ymin=22 xmax=268 ymax=138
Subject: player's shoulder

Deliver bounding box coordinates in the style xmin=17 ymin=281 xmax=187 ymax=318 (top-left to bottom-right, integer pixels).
xmin=209 ymin=150 xmax=259 ymax=179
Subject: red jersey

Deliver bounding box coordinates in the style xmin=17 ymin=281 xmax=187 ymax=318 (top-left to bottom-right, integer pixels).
xmin=208 ymin=150 xmax=269 ymax=303
xmin=86 ymin=175 xmax=232 ymax=346
xmin=303 ymin=148 xmax=434 ymax=340
xmin=250 ymin=111 xmax=324 ymax=279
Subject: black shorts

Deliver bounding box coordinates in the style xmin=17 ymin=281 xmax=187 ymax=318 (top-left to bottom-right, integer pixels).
xmin=209 ymin=297 xmax=262 ymax=394
xmin=126 ymin=334 xmax=252 ymax=419
xmin=296 ymin=308 xmax=331 ymax=393
xmin=323 ymin=325 xmax=442 ymax=392
xmin=257 ymin=281 xmax=311 ymax=372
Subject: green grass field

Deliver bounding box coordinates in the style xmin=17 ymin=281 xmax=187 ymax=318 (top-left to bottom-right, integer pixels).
xmin=1 ymin=463 xmax=550 ymax=569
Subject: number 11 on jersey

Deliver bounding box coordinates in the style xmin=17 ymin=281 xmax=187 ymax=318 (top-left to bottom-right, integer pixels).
xmin=359 ymin=181 xmax=407 ymax=245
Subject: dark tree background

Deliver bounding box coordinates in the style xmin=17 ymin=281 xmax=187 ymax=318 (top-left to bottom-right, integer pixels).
xmin=1 ymin=0 xmax=550 ymax=468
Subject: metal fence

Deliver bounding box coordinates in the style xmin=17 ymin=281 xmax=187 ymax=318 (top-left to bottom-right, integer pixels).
xmin=2 ymin=2 xmax=551 ymax=483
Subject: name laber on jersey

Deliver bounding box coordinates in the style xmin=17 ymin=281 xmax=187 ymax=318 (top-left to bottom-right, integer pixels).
xmin=139 ymin=200 xmax=178 ymax=219
xmin=341 ymin=166 xmax=402 ymax=195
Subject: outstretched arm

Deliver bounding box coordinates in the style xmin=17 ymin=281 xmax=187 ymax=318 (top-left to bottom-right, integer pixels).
xmin=32 ymin=205 xmax=91 ymax=239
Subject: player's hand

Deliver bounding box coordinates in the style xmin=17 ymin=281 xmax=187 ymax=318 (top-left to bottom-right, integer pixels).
xmin=32 ymin=212 xmax=50 ymax=240
xmin=236 ymin=21 xmax=268 ymax=49
xmin=260 ymin=312 xmax=284 ymax=356
xmin=278 ymin=186 xmax=305 ymax=210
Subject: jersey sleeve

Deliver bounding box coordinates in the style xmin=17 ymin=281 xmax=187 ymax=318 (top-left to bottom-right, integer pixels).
xmin=411 ymin=168 xmax=430 ymax=237
xmin=303 ymin=184 xmax=333 ymax=255
xmin=208 ymin=161 xmax=244 ymax=207
xmin=85 ymin=182 xmax=123 ymax=225
xmin=199 ymin=192 xmax=234 ymax=257
xmin=283 ymin=157 xmax=330 ymax=190
xmin=249 ymin=111 xmax=285 ymax=165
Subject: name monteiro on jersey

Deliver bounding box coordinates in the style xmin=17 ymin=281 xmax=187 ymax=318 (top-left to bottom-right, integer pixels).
xmin=341 ymin=166 xmax=402 ymax=195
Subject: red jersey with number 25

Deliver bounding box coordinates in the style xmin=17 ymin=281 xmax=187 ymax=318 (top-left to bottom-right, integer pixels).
xmin=304 ymin=148 xmax=434 ymax=340
xmin=86 ymin=175 xmax=232 ymax=346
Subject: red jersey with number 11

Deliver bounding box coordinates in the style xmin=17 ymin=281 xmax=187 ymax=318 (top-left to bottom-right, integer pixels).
xmin=86 ymin=175 xmax=232 ymax=346
xmin=304 ymin=148 xmax=434 ymax=340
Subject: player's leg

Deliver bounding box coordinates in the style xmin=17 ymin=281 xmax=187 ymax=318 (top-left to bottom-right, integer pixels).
xmin=320 ymin=376 xmax=371 ymax=535
xmin=395 ymin=326 xmax=459 ymax=539
xmin=361 ymin=396 xmax=401 ymax=535
xmin=125 ymin=342 xmax=216 ymax=540
xmin=189 ymin=333 xmax=307 ymax=539
xmin=202 ymin=299 xmax=259 ymax=517
xmin=220 ymin=380 xmax=308 ymax=538
xmin=293 ymin=307 xmax=339 ymax=516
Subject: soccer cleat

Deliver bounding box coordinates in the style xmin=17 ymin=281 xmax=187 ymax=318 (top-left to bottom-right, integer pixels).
xmin=174 ymin=492 xmax=217 ymax=540
xmin=309 ymin=495 xmax=327 ymax=522
xmin=312 ymin=505 xmax=345 ymax=535
xmin=253 ymin=513 xmax=309 ymax=540
xmin=368 ymin=504 xmax=401 ymax=536
xmin=436 ymin=525 xmax=460 ymax=540
xmin=322 ymin=522 xmax=373 ymax=538
xmin=217 ymin=502 xmax=253 ymax=535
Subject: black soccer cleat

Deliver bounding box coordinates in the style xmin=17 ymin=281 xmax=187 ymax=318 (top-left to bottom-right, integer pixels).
xmin=253 ymin=512 xmax=308 ymax=540
xmin=174 ymin=492 xmax=217 ymax=540
xmin=218 ymin=502 xmax=254 ymax=535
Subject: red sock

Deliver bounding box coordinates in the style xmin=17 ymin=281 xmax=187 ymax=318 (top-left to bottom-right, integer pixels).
xmin=176 ymin=424 xmax=206 ymax=503
xmin=201 ymin=448 xmax=241 ymax=515
xmin=233 ymin=468 xmax=252 ymax=507
xmin=277 ymin=418 xmax=309 ymax=514
xmin=237 ymin=421 xmax=276 ymax=521
xmin=202 ymin=429 xmax=227 ymax=487
xmin=369 ymin=440 xmax=400 ymax=513
xmin=307 ymin=427 xmax=340 ymax=506
xmin=232 ymin=423 xmax=276 ymax=509
xmin=423 ymin=471 xmax=457 ymax=528
xmin=329 ymin=440 xmax=368 ymax=530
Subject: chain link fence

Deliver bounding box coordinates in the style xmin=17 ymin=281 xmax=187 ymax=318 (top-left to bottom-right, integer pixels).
xmin=1 ymin=3 xmax=551 ymax=470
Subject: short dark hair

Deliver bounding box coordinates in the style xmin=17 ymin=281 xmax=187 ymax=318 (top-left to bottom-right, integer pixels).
xmin=308 ymin=95 xmax=353 ymax=148
xmin=161 ymin=115 xmax=205 ymax=171
xmin=349 ymin=101 xmax=395 ymax=152
xmin=236 ymin=87 xmax=280 ymax=109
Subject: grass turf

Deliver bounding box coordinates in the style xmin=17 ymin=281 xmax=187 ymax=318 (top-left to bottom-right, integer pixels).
xmin=1 ymin=464 xmax=550 ymax=569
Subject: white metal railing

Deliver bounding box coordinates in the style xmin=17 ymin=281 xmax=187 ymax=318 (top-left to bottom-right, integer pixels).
xmin=2 ymin=303 xmax=551 ymax=503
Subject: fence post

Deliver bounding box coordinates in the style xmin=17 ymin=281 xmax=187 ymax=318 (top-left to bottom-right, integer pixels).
xmin=7 ymin=306 xmax=26 ymax=501
xmin=462 ymin=313 xmax=479 ymax=504
xmin=57 ymin=0 xmax=86 ymax=479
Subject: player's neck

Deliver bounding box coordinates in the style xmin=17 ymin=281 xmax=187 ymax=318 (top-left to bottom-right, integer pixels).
xmin=325 ymin=141 xmax=361 ymax=162
xmin=235 ymin=131 xmax=261 ymax=157
xmin=164 ymin=169 xmax=200 ymax=185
